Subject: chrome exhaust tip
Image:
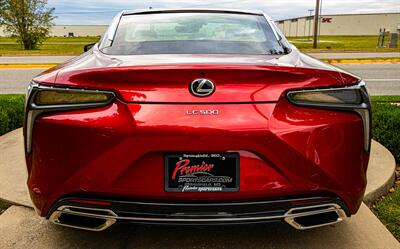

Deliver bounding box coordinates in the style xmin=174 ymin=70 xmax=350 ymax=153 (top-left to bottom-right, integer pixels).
xmin=49 ymin=206 xmax=117 ymax=231
xmin=284 ymin=203 xmax=347 ymax=230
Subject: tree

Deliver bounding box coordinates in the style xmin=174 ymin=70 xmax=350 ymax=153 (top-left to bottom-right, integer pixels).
xmin=0 ymin=0 xmax=55 ymax=50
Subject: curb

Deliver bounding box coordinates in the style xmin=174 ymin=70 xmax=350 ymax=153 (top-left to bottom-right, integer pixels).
xmin=363 ymin=140 xmax=397 ymax=206
xmin=0 ymin=197 xmax=31 ymax=210
xmin=0 ymin=129 xmax=33 ymax=208
xmin=364 ymin=173 xmax=396 ymax=207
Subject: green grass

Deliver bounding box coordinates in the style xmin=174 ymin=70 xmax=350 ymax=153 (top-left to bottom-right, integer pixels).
xmin=0 ymin=37 xmax=100 ymax=55
xmin=372 ymin=101 xmax=400 ymax=162
xmin=0 ymin=35 xmax=399 ymax=55
xmin=288 ymin=35 xmax=400 ymax=52
xmin=373 ymin=185 xmax=400 ymax=241
xmin=371 ymin=96 xmax=400 ymax=241
xmin=0 ymin=94 xmax=25 ymax=136
xmin=371 ymin=95 xmax=400 ymax=102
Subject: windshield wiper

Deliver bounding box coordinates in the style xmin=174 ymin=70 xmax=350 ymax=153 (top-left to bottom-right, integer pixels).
xmin=276 ymin=34 xmax=292 ymax=54
xmin=268 ymin=49 xmax=285 ymax=55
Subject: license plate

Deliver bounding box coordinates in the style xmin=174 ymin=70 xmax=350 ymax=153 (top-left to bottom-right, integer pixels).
xmin=165 ymin=153 xmax=239 ymax=192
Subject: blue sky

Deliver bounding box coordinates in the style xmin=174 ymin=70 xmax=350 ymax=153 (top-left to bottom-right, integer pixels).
xmin=48 ymin=0 xmax=400 ymax=25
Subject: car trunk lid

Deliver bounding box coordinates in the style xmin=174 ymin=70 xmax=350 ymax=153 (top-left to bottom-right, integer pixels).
xmin=54 ymin=67 xmax=348 ymax=103
xmin=39 ymin=53 xmax=355 ymax=103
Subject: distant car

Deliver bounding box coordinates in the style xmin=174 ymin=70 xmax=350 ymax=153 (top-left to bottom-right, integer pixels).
xmin=24 ymin=9 xmax=371 ymax=231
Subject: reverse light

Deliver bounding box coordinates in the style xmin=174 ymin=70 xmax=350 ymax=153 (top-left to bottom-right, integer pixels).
xmin=24 ymin=82 xmax=116 ymax=154
xmin=287 ymin=81 xmax=371 ymax=152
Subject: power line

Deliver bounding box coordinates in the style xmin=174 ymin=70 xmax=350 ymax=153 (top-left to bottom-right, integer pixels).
xmin=313 ymin=0 xmax=320 ymax=48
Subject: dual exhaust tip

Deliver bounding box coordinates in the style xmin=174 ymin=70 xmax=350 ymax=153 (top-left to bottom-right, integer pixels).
xmin=49 ymin=206 xmax=117 ymax=232
xmin=284 ymin=204 xmax=347 ymax=230
xmin=49 ymin=203 xmax=347 ymax=232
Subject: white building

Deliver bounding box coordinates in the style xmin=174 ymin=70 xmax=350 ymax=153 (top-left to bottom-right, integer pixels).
xmin=0 ymin=25 xmax=108 ymax=37
xmin=1 ymin=12 xmax=399 ymax=37
xmin=276 ymin=12 xmax=400 ymax=37
xmin=50 ymin=25 xmax=108 ymax=37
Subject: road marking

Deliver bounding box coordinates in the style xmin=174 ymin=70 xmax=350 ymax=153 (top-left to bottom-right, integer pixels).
xmin=0 ymin=59 xmax=399 ymax=69
xmin=327 ymin=58 xmax=400 ymax=64
xmin=0 ymin=64 xmax=57 ymax=69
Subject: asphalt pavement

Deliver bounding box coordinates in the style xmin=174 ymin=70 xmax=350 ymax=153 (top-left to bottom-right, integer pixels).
xmin=0 ymin=63 xmax=399 ymax=95
xmin=336 ymin=63 xmax=400 ymax=96
xmin=0 ymin=68 xmax=43 ymax=94
xmin=0 ymin=52 xmax=398 ymax=64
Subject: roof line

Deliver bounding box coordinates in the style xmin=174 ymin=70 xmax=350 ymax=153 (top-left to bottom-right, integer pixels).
xmin=122 ymin=8 xmax=264 ymax=16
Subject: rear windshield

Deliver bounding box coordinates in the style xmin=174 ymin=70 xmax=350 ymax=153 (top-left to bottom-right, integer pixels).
xmin=101 ymin=12 xmax=285 ymax=55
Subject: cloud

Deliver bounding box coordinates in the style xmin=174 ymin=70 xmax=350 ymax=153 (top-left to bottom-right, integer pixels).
xmin=48 ymin=0 xmax=400 ymax=25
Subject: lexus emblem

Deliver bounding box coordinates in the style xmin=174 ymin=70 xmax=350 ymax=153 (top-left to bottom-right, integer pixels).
xmin=190 ymin=79 xmax=215 ymax=97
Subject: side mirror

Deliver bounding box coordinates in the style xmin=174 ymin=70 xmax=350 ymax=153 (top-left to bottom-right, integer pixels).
xmin=84 ymin=43 xmax=96 ymax=52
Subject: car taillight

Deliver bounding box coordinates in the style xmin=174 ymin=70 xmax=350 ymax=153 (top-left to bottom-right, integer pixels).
xmin=34 ymin=89 xmax=114 ymax=105
xmin=24 ymin=82 xmax=116 ymax=153
xmin=286 ymin=81 xmax=371 ymax=152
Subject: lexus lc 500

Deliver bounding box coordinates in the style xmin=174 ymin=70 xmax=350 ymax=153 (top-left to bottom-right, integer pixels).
xmin=24 ymin=9 xmax=371 ymax=231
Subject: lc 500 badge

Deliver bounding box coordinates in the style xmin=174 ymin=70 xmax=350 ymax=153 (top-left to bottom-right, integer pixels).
xmin=186 ymin=110 xmax=220 ymax=115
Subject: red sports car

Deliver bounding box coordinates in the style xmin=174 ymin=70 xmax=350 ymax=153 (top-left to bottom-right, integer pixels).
xmin=24 ymin=9 xmax=371 ymax=231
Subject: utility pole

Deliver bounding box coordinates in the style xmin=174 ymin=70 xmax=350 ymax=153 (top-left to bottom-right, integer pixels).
xmin=308 ymin=9 xmax=314 ymax=41
xmin=313 ymin=0 xmax=320 ymax=48
xmin=318 ymin=0 xmax=323 ymax=42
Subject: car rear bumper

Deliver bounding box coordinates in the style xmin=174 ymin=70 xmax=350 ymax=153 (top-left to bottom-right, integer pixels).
xmin=47 ymin=195 xmax=349 ymax=231
xmin=26 ymin=98 xmax=369 ymax=219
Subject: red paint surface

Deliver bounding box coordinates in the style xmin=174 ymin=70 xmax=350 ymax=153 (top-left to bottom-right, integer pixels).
xmin=27 ymin=49 xmax=368 ymax=217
